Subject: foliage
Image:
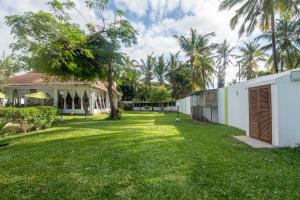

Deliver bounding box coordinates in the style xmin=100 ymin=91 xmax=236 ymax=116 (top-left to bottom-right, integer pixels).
xmin=150 ymin=85 xmax=171 ymax=104
xmin=256 ymin=17 xmax=300 ymax=71
xmin=0 ymin=106 xmax=58 ymax=134
xmin=215 ymin=40 xmax=234 ymax=88
xmin=175 ymin=29 xmax=216 ymax=91
xmin=154 ymin=54 xmax=167 ymax=85
xmin=166 ymin=52 xmax=192 ymax=99
xmin=219 ymin=0 xmax=300 ymax=73
xmin=0 ymin=53 xmax=19 ymax=89
xmin=140 ymin=54 xmax=155 ymax=99
xmin=236 ymin=41 xmax=266 ymax=80
xmin=5 ymin=0 xmax=137 ymax=120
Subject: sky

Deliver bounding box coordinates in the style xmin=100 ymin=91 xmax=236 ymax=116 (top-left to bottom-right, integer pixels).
xmin=0 ymin=0 xmax=257 ymax=85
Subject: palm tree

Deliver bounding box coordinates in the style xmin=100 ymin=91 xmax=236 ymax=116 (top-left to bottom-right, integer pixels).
xmin=256 ymin=18 xmax=300 ymax=71
xmin=219 ymin=0 xmax=299 ymax=74
xmin=194 ymin=33 xmax=217 ymax=90
xmin=174 ymin=29 xmax=200 ymax=92
xmin=175 ymin=30 xmax=216 ymax=91
xmin=215 ymin=40 xmax=235 ymax=88
xmin=236 ymin=41 xmax=266 ymax=80
xmin=166 ymin=52 xmax=180 ymax=96
xmin=154 ymin=54 xmax=167 ymax=85
xmin=140 ymin=54 xmax=155 ymax=99
xmin=0 ymin=52 xmax=17 ymax=89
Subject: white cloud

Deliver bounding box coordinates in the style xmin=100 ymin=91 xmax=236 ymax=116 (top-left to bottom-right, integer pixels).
xmin=0 ymin=0 xmax=258 ymax=84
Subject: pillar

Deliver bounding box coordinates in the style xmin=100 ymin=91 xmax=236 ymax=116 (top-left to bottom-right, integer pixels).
xmin=53 ymin=88 xmax=58 ymax=106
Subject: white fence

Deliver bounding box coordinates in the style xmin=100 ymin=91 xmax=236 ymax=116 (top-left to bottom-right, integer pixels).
xmin=176 ymin=96 xmax=191 ymax=115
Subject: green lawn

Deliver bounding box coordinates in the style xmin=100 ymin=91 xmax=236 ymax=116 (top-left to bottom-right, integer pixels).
xmin=0 ymin=112 xmax=300 ymax=199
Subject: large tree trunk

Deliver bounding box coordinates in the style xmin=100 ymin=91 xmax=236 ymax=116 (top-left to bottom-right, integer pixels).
xmin=191 ymin=55 xmax=196 ymax=92
xmin=107 ymin=60 xmax=118 ymax=120
xmin=271 ymin=11 xmax=279 ymax=74
xmin=202 ymin=67 xmax=206 ymax=90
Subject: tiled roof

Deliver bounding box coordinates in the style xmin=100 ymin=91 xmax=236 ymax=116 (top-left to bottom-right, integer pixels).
xmin=6 ymin=72 xmax=120 ymax=94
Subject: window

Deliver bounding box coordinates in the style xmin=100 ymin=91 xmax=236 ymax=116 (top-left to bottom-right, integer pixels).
xmin=30 ymin=89 xmax=37 ymax=94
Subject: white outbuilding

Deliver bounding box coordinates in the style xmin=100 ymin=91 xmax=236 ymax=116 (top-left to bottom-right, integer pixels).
xmin=177 ymin=68 xmax=300 ymax=147
xmin=244 ymin=69 xmax=300 ymax=147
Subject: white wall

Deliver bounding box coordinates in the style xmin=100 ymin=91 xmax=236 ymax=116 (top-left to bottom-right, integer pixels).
xmin=228 ymin=83 xmax=249 ymax=133
xmin=176 ymin=96 xmax=191 ymax=115
xmin=218 ymin=88 xmax=225 ymax=124
xmin=275 ymin=78 xmax=300 ymax=147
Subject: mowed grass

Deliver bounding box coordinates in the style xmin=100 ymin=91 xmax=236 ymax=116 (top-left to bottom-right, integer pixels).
xmin=0 ymin=112 xmax=300 ymax=200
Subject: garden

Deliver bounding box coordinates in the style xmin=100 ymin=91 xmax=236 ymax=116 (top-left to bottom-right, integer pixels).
xmin=0 ymin=112 xmax=300 ymax=199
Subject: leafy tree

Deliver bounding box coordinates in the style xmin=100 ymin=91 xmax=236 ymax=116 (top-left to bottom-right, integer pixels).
xmin=150 ymin=85 xmax=171 ymax=111
xmin=193 ymin=33 xmax=216 ymax=90
xmin=215 ymin=40 xmax=234 ymax=88
xmin=175 ymin=29 xmax=216 ymax=91
xmin=117 ymin=57 xmax=140 ymax=101
xmin=174 ymin=29 xmax=200 ymax=92
xmin=166 ymin=52 xmax=191 ymax=99
xmin=154 ymin=54 xmax=167 ymax=85
xmin=236 ymin=41 xmax=266 ymax=80
xmin=256 ymin=18 xmax=300 ymax=71
xmin=140 ymin=54 xmax=155 ymax=99
xmin=5 ymin=0 xmax=137 ymax=119
xmin=0 ymin=53 xmax=18 ymax=89
xmin=219 ymin=0 xmax=299 ymax=74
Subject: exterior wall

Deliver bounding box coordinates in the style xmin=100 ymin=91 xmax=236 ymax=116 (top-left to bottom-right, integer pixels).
xmin=228 ymin=83 xmax=249 ymax=133
xmin=275 ymin=80 xmax=300 ymax=147
xmin=133 ymin=106 xmax=177 ymax=111
xmin=176 ymin=96 xmax=191 ymax=115
xmin=217 ymin=88 xmax=225 ymax=124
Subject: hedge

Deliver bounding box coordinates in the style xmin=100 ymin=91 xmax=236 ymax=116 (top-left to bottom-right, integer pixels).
xmin=0 ymin=106 xmax=58 ymax=133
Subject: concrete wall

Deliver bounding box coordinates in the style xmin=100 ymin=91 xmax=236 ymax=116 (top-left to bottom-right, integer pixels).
xmin=176 ymin=96 xmax=191 ymax=115
xmin=227 ymin=83 xmax=249 ymax=133
xmin=275 ymin=78 xmax=300 ymax=147
xmin=218 ymin=88 xmax=225 ymax=124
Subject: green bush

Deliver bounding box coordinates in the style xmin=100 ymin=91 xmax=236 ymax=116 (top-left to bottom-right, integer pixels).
xmin=0 ymin=106 xmax=58 ymax=133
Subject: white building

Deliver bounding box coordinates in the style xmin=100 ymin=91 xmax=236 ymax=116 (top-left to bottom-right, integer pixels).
xmin=4 ymin=72 xmax=120 ymax=115
xmin=177 ymin=69 xmax=300 ymax=147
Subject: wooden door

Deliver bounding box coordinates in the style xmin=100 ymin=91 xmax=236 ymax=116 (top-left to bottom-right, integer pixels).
xmin=249 ymin=85 xmax=272 ymax=143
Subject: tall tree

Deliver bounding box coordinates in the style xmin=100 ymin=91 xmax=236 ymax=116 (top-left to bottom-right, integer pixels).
xmin=174 ymin=29 xmax=200 ymax=92
xmin=117 ymin=56 xmax=140 ymax=101
xmin=175 ymin=30 xmax=216 ymax=91
xmin=0 ymin=52 xmax=18 ymax=89
xmin=154 ymin=54 xmax=167 ymax=85
xmin=140 ymin=54 xmax=155 ymax=99
xmin=256 ymin=18 xmax=300 ymax=71
xmin=6 ymin=0 xmax=137 ymax=119
xmin=219 ymin=0 xmax=299 ymax=74
xmin=236 ymin=41 xmax=266 ymax=80
xmin=193 ymin=33 xmax=216 ymax=90
xmin=166 ymin=52 xmax=192 ymax=99
xmin=215 ymin=40 xmax=234 ymax=88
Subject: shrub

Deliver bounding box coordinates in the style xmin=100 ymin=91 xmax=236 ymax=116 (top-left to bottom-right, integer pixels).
xmin=0 ymin=106 xmax=58 ymax=133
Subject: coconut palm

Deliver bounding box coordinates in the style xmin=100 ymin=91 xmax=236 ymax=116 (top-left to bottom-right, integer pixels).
xmin=175 ymin=30 xmax=216 ymax=91
xmin=140 ymin=54 xmax=155 ymax=98
xmin=174 ymin=29 xmax=201 ymax=91
xmin=219 ymin=0 xmax=299 ymax=74
xmin=154 ymin=54 xmax=167 ymax=85
xmin=256 ymin=18 xmax=300 ymax=71
xmin=215 ymin=40 xmax=235 ymax=88
xmin=236 ymin=41 xmax=266 ymax=80
xmin=194 ymin=33 xmax=217 ymax=90
xmin=0 ymin=52 xmax=17 ymax=89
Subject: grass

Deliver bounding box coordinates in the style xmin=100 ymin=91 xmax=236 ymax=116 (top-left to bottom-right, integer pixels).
xmin=0 ymin=112 xmax=300 ymax=199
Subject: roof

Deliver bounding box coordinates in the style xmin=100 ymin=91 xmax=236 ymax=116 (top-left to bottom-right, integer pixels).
xmin=244 ymin=69 xmax=300 ymax=88
xmin=5 ymin=72 xmax=120 ymax=95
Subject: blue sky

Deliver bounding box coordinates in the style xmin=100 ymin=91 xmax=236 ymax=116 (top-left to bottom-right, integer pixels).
xmin=0 ymin=0 xmax=257 ymax=83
